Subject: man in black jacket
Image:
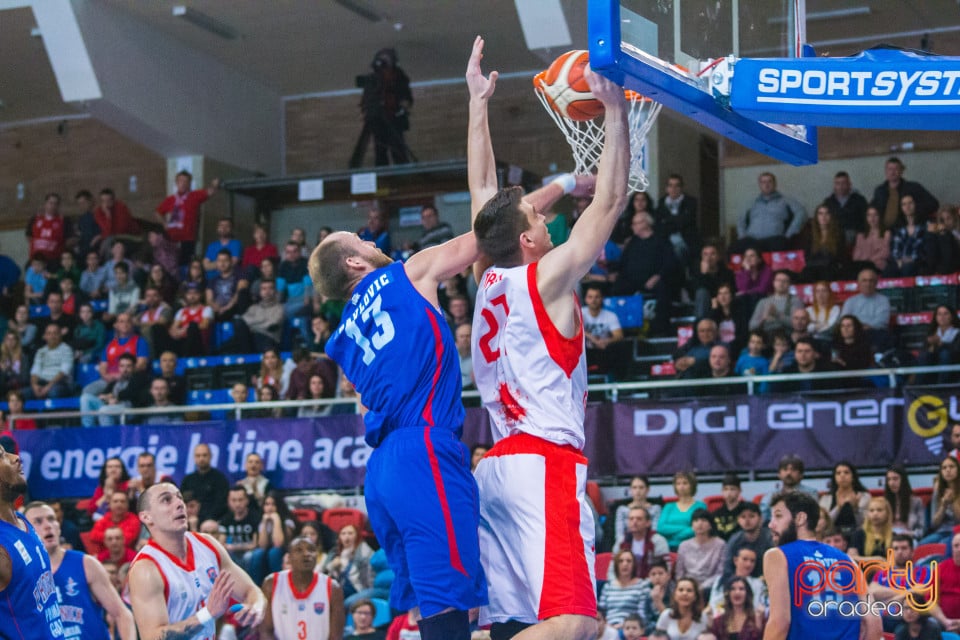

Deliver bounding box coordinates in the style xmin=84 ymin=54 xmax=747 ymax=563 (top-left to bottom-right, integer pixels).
xmin=612 ymin=212 xmax=677 ymax=335
xmin=872 ymin=157 xmax=939 ymax=228
xmin=653 ymin=173 xmax=699 ymax=266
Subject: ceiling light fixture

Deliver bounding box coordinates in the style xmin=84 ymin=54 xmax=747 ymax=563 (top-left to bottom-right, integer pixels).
xmin=172 ymin=6 xmax=238 ymax=40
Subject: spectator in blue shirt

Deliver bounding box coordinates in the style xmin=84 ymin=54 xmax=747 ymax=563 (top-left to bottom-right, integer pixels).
xmin=203 ymin=217 xmax=243 ymax=275
xmin=357 ymin=207 xmax=391 ymax=254
xmin=277 ymin=242 xmax=311 ymax=320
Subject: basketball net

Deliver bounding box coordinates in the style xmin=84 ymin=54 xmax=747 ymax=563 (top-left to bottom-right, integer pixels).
xmin=534 ymin=72 xmax=662 ymax=193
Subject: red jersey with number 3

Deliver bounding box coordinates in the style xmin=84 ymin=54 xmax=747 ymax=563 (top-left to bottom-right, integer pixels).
xmin=472 ymin=262 xmax=587 ymax=448
xmin=269 ymin=570 xmax=333 ymax=640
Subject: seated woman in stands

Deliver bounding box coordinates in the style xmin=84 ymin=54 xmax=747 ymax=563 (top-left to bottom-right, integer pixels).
xmin=852 ymin=205 xmax=891 ymax=275
xmin=847 ymin=496 xmax=894 ymax=560
xmin=831 ymin=314 xmax=876 ymax=374
xmin=598 ymin=550 xmax=648 ymax=629
xmin=0 ymin=331 xmax=29 ymax=395
xmin=655 ymin=577 xmax=710 ymax=640
xmin=176 ymin=258 xmax=206 ymax=306
xmin=88 ymin=456 xmax=130 ymax=521
xmin=709 ymin=576 xmax=764 ymax=640
xmin=321 ymin=524 xmax=373 ymax=600
xmin=921 ymin=455 xmax=960 ymax=544
xmin=254 ymin=347 xmax=288 ymax=397
xmin=887 ymin=194 xmax=928 ymax=277
xmin=5 ymin=390 xmax=36 ymax=430
xmin=800 ymin=203 xmax=848 ymax=283
xmin=806 ymin=281 xmax=841 ymax=341
xmin=249 ymin=491 xmax=296 ymax=585
xmin=658 ymin=471 xmax=708 ymax=551
xmin=297 ymin=374 xmax=331 ymax=418
xmin=819 ymin=461 xmax=871 ymax=536
xmin=614 ymin=475 xmax=663 ymax=547
xmin=297 ymin=520 xmax=335 ymax=568
xmin=733 ymin=247 xmax=772 ymax=333
xmin=884 ymin=465 xmax=926 ymax=539
xmin=916 ymin=304 xmax=960 ymax=385
xmin=710 ymin=283 xmax=744 ymax=354
xmin=924 ymin=204 xmax=960 ymax=275
xmin=8 ymin=305 xmax=36 ymax=355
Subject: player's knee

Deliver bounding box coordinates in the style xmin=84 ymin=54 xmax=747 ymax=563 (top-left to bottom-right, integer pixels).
xmin=551 ymin=613 xmax=598 ymax=640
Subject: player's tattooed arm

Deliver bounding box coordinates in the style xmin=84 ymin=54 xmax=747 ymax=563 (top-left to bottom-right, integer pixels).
xmin=157 ymin=623 xmax=205 ymax=640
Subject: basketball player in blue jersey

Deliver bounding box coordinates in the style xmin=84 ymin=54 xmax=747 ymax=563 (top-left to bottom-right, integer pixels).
xmin=310 ymin=37 xmax=581 ymax=640
xmin=763 ymin=492 xmax=881 ymax=640
xmin=0 ymin=448 xmax=64 ymax=639
xmin=24 ymin=502 xmax=136 ymax=640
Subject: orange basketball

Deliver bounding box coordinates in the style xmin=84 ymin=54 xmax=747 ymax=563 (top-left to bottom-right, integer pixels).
xmin=536 ymin=50 xmax=604 ymax=121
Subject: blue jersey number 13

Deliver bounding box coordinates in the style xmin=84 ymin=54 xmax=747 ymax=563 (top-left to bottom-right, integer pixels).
xmin=344 ymin=294 xmax=396 ymax=364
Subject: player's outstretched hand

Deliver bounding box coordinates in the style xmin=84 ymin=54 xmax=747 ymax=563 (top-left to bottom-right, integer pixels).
xmin=467 ymin=35 xmax=498 ymax=100
xmin=584 ymin=65 xmax=624 ymax=107
xmin=207 ymin=570 xmax=236 ymax=618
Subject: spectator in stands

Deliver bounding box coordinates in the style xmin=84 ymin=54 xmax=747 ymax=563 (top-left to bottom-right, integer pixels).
xmin=710 ymin=577 xmax=764 ymax=640
xmin=772 ymin=337 xmax=833 ymax=392
xmin=50 ymin=251 xmax=81 ymax=295
xmin=454 ymin=325 xmax=473 ymax=390
xmin=347 ymin=599 xmax=385 ymax=640
xmin=444 ymin=295 xmax=471 ymax=332
xmin=656 ymin=577 xmax=710 ymax=639
xmin=35 ymin=291 xmax=76 ymax=348
xmin=285 ymin=347 xmax=336 ymax=402
xmin=177 ymin=258 xmax=206 ymax=304
xmin=59 ymin=276 xmax=84 ymax=318
xmin=888 ymin=194 xmax=928 ymax=276
xmin=655 ymin=174 xmax=699 ymax=266
xmin=806 ymin=281 xmax=841 ymax=340
xmin=921 ymin=456 xmax=960 ymax=545
xmin=831 ymin=314 xmax=875 ymax=374
xmin=800 ymin=203 xmax=848 ymax=283
xmin=788 ymin=308 xmax=814 ymax=350
xmin=748 ymin=270 xmax=803 ymax=336
xmin=126 ymin=452 xmax=171 ymax=504
xmin=709 ymin=283 xmax=743 ymax=351
xmin=358 ymin=207 xmax=391 ymax=253
xmin=848 ymin=496 xmax=893 ymax=560
xmin=721 ymin=503 xmax=771 ymax=583
xmin=80 ymin=352 xmax=148 ymax=427
xmin=6 ymin=390 xmax=36 ymax=430
xmin=141 ymin=378 xmax=177 ymax=425
xmin=98 ymin=526 xmax=135 ymax=566
xmin=734 ymin=172 xmax=807 ymax=252
xmin=81 ymin=251 xmax=108 ymax=299
xmin=642 ymin=560 xmax=675 ymax=634
xmin=154 ymin=351 xmax=185 ymax=406
xmin=758 ymin=454 xmax=819 ymax=521
xmin=255 ymin=347 xmax=288 ymax=396
xmin=864 ymin=534 xmax=937 ymax=633
xmin=240 ymin=223 xmax=277 ymax=277
xmin=917 ymin=304 xmax=960 ymax=385
xmin=102 ymin=241 xmax=134 ymax=291
xmin=690 ymin=344 xmax=741 ymax=396
xmin=872 ymin=157 xmax=939 ymax=228
xmin=618 ymin=506 xmax=669 ymax=580
xmin=659 ymin=471 xmax=708 ymax=551
xmin=27 ymin=323 xmax=74 ymax=400
xmin=23 ymin=256 xmax=48 ymax=305
xmin=614 ymin=476 xmax=663 ymax=549
xmin=734 ymin=247 xmax=773 ymax=302
xmin=94 ymin=188 xmax=140 ymax=244
xmin=250 ymin=492 xmax=295 ymax=586
xmin=145 ymin=231 xmax=178 ymax=280
xmin=885 ymin=464 xmax=926 ymax=539
xmin=231 ymin=382 xmax=251 ymax=408
xmin=322 ymin=524 xmax=373 ymax=600
xmin=676 ymin=509 xmax=725 ymax=593
xmin=104 ymin=262 xmax=140 ymax=324
xmin=582 ymin=284 xmax=630 ymax=380
xmin=145 ymin=263 xmax=176 ymax=305
xmin=673 ymin=318 xmax=721 ymax=379
xmin=218 ymin=485 xmax=260 ymax=574
xmin=238 ymin=453 xmax=272 ymax=508
xmin=894 ymin=603 xmax=943 ymax=640
xmin=206 ymin=248 xmax=250 ymax=322
xmin=8 ymin=306 xmax=36 ymax=354
xmin=74 ymin=189 xmax=100 ymax=256
xmin=708 ymin=550 xmax=766 ymax=614
xmin=88 ymin=456 xmax=130 ymax=519
xmin=819 ymin=460 xmax=871 ymax=536
xmin=613 ymin=191 xmax=654 ymax=246
xmin=203 ymin=217 xmax=242 ymax=273
xmin=417 ymin=204 xmax=454 ymax=251
xmin=136 ymin=285 xmax=172 ymax=358
xmin=90 ymin=312 xmax=150 ymax=397
xmin=181 ymin=442 xmax=230 ymax=523
xmin=289 ymin=227 xmax=309 ymax=257
xmin=0 ymin=332 xmax=29 ymax=395
xmin=90 ymin=491 xmax=140 ymax=550
xmin=598 ymin=550 xmax=649 ymax=629
xmin=231 ymin=278 xmax=283 ymax=353
xmin=164 ymin=283 xmax=213 ymax=356
xmin=690 ymin=243 xmax=736 ymax=321
xmin=277 ymin=241 xmax=311 ymax=320
xmin=852 ymin=205 xmax=892 ymax=275
xmin=824 ymin=171 xmax=869 ymax=245
xmin=613 ymin=211 xmax=678 ymax=335
xmin=841 ymin=266 xmax=892 ymax=351
xmin=766 ymin=330 xmax=793 ymax=374
xmin=925 ymin=204 xmax=960 ymax=275
xmin=250 ymin=257 xmax=278 ymax=302
xmin=711 ymin=473 xmax=747 ymax=541
xmin=933 ymin=532 xmax=960 ymax=621
xmin=735 ymin=331 xmax=769 ymax=379
xmin=27 ymin=192 xmax=68 ymax=264
xmin=156 ymin=171 xmax=219 ymax=264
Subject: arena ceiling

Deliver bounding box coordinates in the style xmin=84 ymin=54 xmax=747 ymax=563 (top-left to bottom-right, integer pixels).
xmin=2 ymin=1 xmax=960 ymax=125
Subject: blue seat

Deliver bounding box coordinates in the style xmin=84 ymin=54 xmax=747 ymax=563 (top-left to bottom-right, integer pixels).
xmin=29 ymin=305 xmax=50 ymax=319
xmin=76 ymin=363 xmax=100 ymax=387
xmin=214 ymin=321 xmax=235 ymax=350
xmin=91 ymin=299 xmax=108 ymax=313
xmin=603 ymin=294 xmax=644 ymax=330
xmin=25 ymin=397 xmax=80 ymax=411
xmin=187 ymin=389 xmax=232 ymax=406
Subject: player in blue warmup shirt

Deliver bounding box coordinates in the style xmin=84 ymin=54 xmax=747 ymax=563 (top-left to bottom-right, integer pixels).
xmin=0 ymin=448 xmax=64 ymax=640
xmin=763 ymin=491 xmax=881 ymax=640
xmin=25 ymin=502 xmax=136 ymax=640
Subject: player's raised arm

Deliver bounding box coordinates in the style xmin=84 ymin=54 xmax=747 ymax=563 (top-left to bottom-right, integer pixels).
xmin=84 ymin=554 xmax=137 ymax=640
xmin=538 ymin=67 xmax=628 ymax=298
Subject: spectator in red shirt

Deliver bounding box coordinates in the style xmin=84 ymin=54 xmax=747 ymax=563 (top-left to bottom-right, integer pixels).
xmin=26 ymin=192 xmax=68 ymax=265
xmin=94 ymin=188 xmax=140 ymax=242
xmin=90 ymin=491 xmax=140 ymax=550
xmin=241 ymin=224 xmax=278 ymax=277
xmin=97 ymin=526 xmax=136 ymax=565
xmin=937 ymin=532 xmax=960 ymax=621
xmin=156 ymin=170 xmax=220 ymax=265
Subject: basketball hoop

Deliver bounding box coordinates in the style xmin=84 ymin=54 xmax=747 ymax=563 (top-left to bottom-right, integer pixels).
xmin=534 ymin=72 xmax=662 ymax=193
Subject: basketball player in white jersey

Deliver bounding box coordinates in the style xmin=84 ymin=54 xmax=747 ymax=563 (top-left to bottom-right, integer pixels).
xmin=469 ymin=62 xmax=629 ymax=639
xmin=24 ymin=502 xmax=137 ymax=640
xmin=260 ymin=537 xmax=344 ymax=640
xmin=127 ymin=482 xmax=266 ymax=640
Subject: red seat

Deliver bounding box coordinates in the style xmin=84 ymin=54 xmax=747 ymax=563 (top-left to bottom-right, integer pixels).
xmin=913 ymin=543 xmax=946 ymax=563
xmin=914 ymin=487 xmax=934 ymax=507
xmin=704 ymin=495 xmax=724 ymax=512
xmin=869 ymin=488 xmax=885 ymax=497
xmin=321 ymin=507 xmax=365 ymax=533
xmin=883 ymin=632 xmax=895 ymax=640
xmin=595 ymin=552 xmax=613 ymax=580
xmin=291 ymin=508 xmax=319 ymax=524
xmin=587 ymin=482 xmax=607 ymax=516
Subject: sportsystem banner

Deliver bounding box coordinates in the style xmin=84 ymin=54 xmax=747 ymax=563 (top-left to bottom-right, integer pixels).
xmin=17 ymin=387 xmax=959 ymax=497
